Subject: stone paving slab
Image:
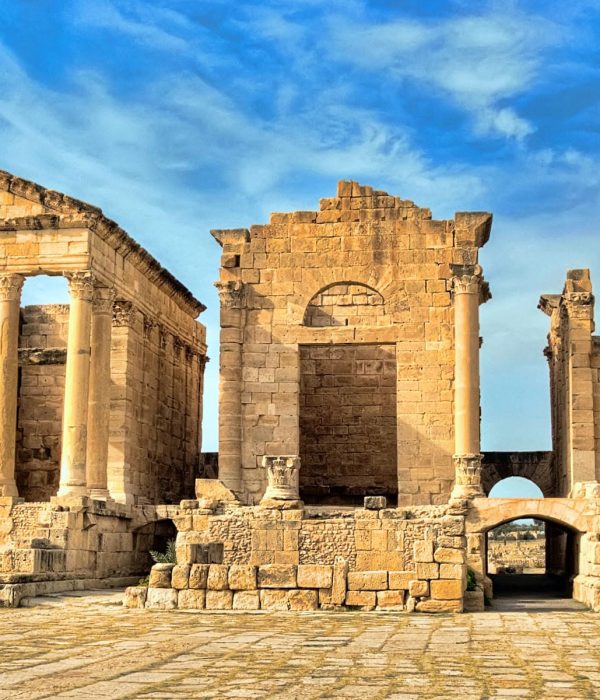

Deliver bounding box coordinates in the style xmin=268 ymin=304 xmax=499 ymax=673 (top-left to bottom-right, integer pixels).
xmin=0 ymin=594 xmax=599 ymax=699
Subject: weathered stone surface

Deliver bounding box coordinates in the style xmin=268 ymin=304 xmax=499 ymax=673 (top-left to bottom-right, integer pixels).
xmin=408 ymin=580 xmax=429 ymax=597
xmin=177 ymin=589 xmax=206 ymax=609
xmin=364 ymin=496 xmax=387 ymax=510
xmin=189 ymin=564 xmax=210 ymax=589
xmin=416 ymin=599 xmax=463 ymax=613
xmin=376 ymin=590 xmax=404 ymax=608
xmin=347 ymin=571 xmax=387 ymax=591
xmin=232 ymin=591 xmax=260 ymax=610
xmin=171 ymin=564 xmax=190 ymax=590
xmin=260 ymin=589 xmax=290 ymax=610
xmin=123 ymin=586 xmax=147 ymax=608
xmin=297 ymin=564 xmax=332 ymax=589
xmin=414 ymin=540 xmax=434 ymax=563
xmin=258 ymin=565 xmax=297 ymax=589
xmin=416 ymin=563 xmax=439 ymax=580
xmin=434 ymin=547 xmax=465 ymax=564
xmin=146 ymin=587 xmax=178 ymax=610
xmin=228 ymin=565 xmax=257 ymax=590
xmin=205 ymin=590 xmax=233 ymax=610
xmin=149 ymin=564 xmax=175 ymax=589
xmin=430 ymin=579 xmax=463 ymax=600
xmin=288 ymin=589 xmax=318 ymax=610
xmin=207 ymin=564 xmax=229 ymax=590
xmin=345 ymin=591 xmax=376 ymax=608
xmin=439 ymin=563 xmax=465 ymax=579
xmin=388 ymin=571 xmax=413 ymax=590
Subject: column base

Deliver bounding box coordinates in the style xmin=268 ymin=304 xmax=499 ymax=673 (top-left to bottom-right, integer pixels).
xmin=450 ymin=454 xmax=484 ymax=500
xmin=88 ymin=488 xmax=110 ymax=501
xmin=57 ymin=484 xmax=88 ymax=498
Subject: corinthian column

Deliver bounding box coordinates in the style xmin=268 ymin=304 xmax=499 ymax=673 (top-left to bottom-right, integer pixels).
xmin=58 ymin=271 xmax=93 ymax=497
xmin=451 ymin=266 xmax=484 ymax=499
xmin=0 ymin=273 xmax=24 ymax=497
xmin=215 ymin=280 xmax=244 ymax=496
xmin=86 ymin=285 xmax=115 ymax=499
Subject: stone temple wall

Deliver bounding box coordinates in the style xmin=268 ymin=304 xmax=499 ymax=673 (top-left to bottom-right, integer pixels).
xmin=213 ymin=181 xmax=491 ymax=506
xmin=299 ymin=343 xmax=397 ymax=504
xmin=16 ymin=305 xmax=69 ymax=501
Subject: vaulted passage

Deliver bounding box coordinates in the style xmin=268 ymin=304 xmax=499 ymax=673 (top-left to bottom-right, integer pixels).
xmin=299 ymin=343 xmax=397 ymax=505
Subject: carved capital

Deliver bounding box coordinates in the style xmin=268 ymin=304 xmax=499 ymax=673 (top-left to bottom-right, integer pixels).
xmin=215 ymin=280 xmax=245 ymax=309
xmin=66 ymin=271 xmax=94 ymax=302
xmin=0 ymin=273 xmax=24 ymax=302
xmin=451 ymin=454 xmax=484 ymax=499
xmin=261 ymin=455 xmax=301 ymax=502
xmin=452 ymin=273 xmax=481 ymax=295
xmin=564 ymin=292 xmax=594 ymax=320
xmin=112 ymin=300 xmax=135 ymax=327
xmin=143 ymin=316 xmax=156 ymax=339
xmin=92 ymin=286 xmax=116 ymax=315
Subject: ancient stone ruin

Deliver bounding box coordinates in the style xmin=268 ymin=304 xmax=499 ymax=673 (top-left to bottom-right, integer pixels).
xmin=0 ymin=172 xmax=599 ymax=613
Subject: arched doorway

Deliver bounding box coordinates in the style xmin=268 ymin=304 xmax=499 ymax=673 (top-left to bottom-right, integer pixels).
xmin=467 ymin=492 xmax=591 ymax=610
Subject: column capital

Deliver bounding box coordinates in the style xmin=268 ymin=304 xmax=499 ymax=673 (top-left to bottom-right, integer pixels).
xmin=451 ymin=454 xmax=484 ymax=499
xmin=260 ymin=455 xmax=302 ymax=508
xmin=65 ymin=271 xmax=94 ymax=301
xmin=112 ymin=300 xmax=135 ymax=328
xmin=215 ymin=280 xmax=245 ymax=309
xmin=0 ymin=273 xmax=24 ymax=302
xmin=563 ymin=291 xmax=594 ymax=320
xmin=92 ymin=285 xmax=116 ymax=315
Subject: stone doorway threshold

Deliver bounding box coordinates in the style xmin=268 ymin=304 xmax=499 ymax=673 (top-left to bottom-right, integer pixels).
xmin=489 ymin=573 xmax=586 ymax=612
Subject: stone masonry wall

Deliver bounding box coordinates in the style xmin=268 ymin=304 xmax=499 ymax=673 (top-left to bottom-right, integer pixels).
xmin=16 ymin=305 xmax=69 ymax=502
xmin=591 ymin=339 xmax=600 ymax=481
xmin=299 ymin=344 xmax=397 ymax=504
xmin=213 ymin=181 xmax=493 ymax=506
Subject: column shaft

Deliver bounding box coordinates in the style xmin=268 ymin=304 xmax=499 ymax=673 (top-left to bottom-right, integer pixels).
xmin=0 ymin=274 xmax=24 ymax=497
xmin=86 ymin=287 xmax=114 ymax=498
xmin=451 ymin=269 xmax=484 ymax=499
xmin=454 ymin=287 xmax=480 ymax=455
xmin=215 ymin=281 xmax=244 ymax=495
xmin=58 ymin=272 xmax=93 ymax=497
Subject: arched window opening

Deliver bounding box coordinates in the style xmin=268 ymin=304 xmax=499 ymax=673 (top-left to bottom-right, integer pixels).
xmin=303 ymin=282 xmax=386 ymax=327
xmin=488 ymin=476 xmax=544 ymax=499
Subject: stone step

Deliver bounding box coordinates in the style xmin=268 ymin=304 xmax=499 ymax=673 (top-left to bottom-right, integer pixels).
xmin=19 ymin=588 xmax=125 ymax=608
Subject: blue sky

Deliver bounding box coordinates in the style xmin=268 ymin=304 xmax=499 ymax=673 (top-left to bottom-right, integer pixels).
xmin=1 ymin=1 xmax=600 ymax=484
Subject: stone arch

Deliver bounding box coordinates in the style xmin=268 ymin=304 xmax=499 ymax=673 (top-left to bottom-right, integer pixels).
xmin=467 ymin=498 xmax=593 ymax=535
xmin=482 ymin=452 xmax=556 ymax=497
xmin=303 ymin=281 xmax=386 ymax=327
xmin=288 ymin=268 xmax=404 ymax=325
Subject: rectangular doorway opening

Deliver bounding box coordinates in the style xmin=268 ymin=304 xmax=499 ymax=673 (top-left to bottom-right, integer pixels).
xmin=299 ymin=343 xmax=397 ymax=506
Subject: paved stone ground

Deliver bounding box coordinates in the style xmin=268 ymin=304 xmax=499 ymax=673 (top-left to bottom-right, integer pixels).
xmin=1 ymin=591 xmax=599 ymax=699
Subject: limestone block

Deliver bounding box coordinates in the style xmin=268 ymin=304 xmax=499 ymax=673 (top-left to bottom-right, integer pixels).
xmin=189 ymin=564 xmax=210 ymax=589
xmin=345 ymin=591 xmax=376 ymax=608
xmin=364 ymin=496 xmax=387 ymax=510
xmin=409 ymin=580 xmax=429 ymax=597
xmin=228 ymin=565 xmax=257 ymax=590
xmin=463 ymin=590 xmax=484 ymax=612
xmin=260 ymin=589 xmax=291 ymax=610
xmin=388 ymin=571 xmax=413 ymax=590
xmin=434 ymin=547 xmax=465 ymax=564
xmin=146 ymin=587 xmax=178 ymax=610
xmin=331 ymin=557 xmax=348 ymax=605
xmin=347 ymin=571 xmax=387 ymax=591
xmin=178 ymin=589 xmax=206 ymax=610
xmin=413 ymin=540 xmax=434 ymax=563
xmin=171 ymin=564 xmax=190 ymax=590
xmin=416 ymin=599 xmax=462 ymax=613
xmin=149 ymin=563 xmax=175 ymax=589
xmin=176 ymin=543 xmax=207 ymax=565
xmin=430 ymin=579 xmax=463 ymax=600
xmin=258 ymin=564 xmax=297 ymax=588
xmin=123 ymin=586 xmax=147 ymax=608
xmin=288 ymin=589 xmax=319 ymax=611
xmin=233 ymin=591 xmax=260 ymax=610
xmin=297 ymin=565 xmax=333 ymax=589
xmin=376 ymin=590 xmax=404 ymax=609
xmin=439 ymin=563 xmax=465 ymax=580
xmin=416 ymin=563 xmax=439 ymax=579
xmin=205 ymin=590 xmax=233 ymax=610
xmin=207 ymin=564 xmax=230 ymax=590
xmin=195 ymin=479 xmax=238 ymax=503
xmin=356 ymin=552 xmax=404 ymax=570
